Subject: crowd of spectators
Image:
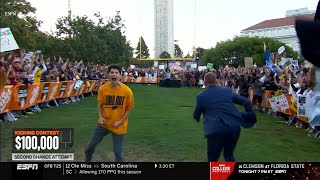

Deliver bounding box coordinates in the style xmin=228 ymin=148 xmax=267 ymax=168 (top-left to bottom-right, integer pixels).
xmin=0 ymin=50 xmax=109 ymax=121
xmin=1 ymin=51 xmax=319 ymax=139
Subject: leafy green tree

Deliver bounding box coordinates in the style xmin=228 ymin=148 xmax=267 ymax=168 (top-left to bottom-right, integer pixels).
xmin=55 ymin=11 xmax=133 ymax=65
xmin=135 ymin=36 xmax=150 ymax=59
xmin=174 ymin=43 xmax=183 ymax=58
xmin=202 ymin=36 xmax=298 ymax=67
xmin=184 ymin=52 xmax=191 ymax=58
xmin=196 ymin=47 xmax=206 ymax=58
xmin=0 ymin=0 xmax=42 ymax=51
xmin=1 ymin=0 xmax=133 ymax=67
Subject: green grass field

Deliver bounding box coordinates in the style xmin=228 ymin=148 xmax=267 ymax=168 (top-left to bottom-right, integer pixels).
xmin=1 ymin=84 xmax=319 ymax=162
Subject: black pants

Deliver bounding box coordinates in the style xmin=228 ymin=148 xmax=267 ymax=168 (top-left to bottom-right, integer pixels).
xmin=206 ymin=128 xmax=240 ymax=162
xmin=195 ymin=79 xmax=199 ymax=87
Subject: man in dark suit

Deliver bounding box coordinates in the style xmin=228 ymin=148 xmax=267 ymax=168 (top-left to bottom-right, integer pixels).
xmin=193 ymin=72 xmax=255 ymax=162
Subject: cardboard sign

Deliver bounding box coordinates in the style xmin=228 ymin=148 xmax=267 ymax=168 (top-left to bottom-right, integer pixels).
xmin=269 ymin=95 xmax=289 ymax=111
xmin=0 ymin=27 xmax=19 ymax=52
xmin=244 ymin=57 xmax=253 ymax=68
xmin=279 ymin=57 xmax=293 ymax=67
xmin=159 ymin=65 xmax=165 ymax=70
xmin=198 ymin=66 xmax=207 ymax=71
xmin=154 ymin=61 xmax=158 ymax=67
xmin=297 ymin=95 xmax=306 ymax=117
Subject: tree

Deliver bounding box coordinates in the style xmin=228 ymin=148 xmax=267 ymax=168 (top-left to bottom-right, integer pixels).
xmin=196 ymin=47 xmax=206 ymax=59
xmin=0 ymin=0 xmax=42 ymax=51
xmin=202 ymin=36 xmax=299 ymax=67
xmin=130 ymin=57 xmax=153 ymax=67
xmin=159 ymin=51 xmax=171 ymax=59
xmin=193 ymin=47 xmax=206 ymax=65
xmin=0 ymin=0 xmax=133 ymax=67
xmin=184 ymin=52 xmax=191 ymax=58
xmin=135 ymin=36 xmax=150 ymax=59
xmin=55 ymin=11 xmax=133 ymax=65
xmin=174 ymin=43 xmax=183 ymax=58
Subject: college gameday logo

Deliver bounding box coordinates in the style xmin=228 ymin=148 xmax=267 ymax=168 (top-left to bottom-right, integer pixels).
xmin=210 ymin=162 xmax=235 ymax=180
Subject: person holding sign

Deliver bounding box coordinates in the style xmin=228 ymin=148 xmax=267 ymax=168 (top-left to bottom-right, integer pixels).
xmin=85 ymin=64 xmax=134 ymax=162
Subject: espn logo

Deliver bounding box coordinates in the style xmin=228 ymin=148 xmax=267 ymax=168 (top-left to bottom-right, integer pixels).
xmin=17 ymin=164 xmax=38 ymax=170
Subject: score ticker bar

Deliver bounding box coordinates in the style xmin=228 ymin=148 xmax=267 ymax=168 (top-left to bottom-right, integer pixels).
xmin=0 ymin=162 xmax=318 ymax=180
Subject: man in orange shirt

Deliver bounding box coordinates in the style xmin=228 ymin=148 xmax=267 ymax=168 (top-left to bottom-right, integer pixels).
xmin=85 ymin=64 xmax=134 ymax=162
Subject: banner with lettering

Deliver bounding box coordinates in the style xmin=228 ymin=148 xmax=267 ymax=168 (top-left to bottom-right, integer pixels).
xmin=37 ymin=83 xmax=50 ymax=104
xmin=0 ymin=85 xmax=14 ymax=114
xmin=57 ymin=81 xmax=68 ymax=99
xmin=25 ymin=83 xmax=40 ymax=109
xmin=94 ymin=80 xmax=101 ymax=91
xmin=64 ymin=81 xmax=75 ymax=98
xmin=10 ymin=85 xmax=28 ymax=110
xmin=87 ymin=81 xmax=96 ymax=93
xmin=0 ymin=27 xmax=19 ymax=52
xmin=47 ymin=82 xmax=61 ymax=102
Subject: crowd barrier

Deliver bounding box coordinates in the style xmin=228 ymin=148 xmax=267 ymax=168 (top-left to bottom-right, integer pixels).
xmin=0 ymin=79 xmax=309 ymax=125
xmin=0 ymin=80 xmax=107 ymax=114
xmin=248 ymin=88 xmax=308 ymax=123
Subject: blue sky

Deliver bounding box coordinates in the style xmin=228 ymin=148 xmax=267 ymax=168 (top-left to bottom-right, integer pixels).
xmin=27 ymin=0 xmax=318 ymax=58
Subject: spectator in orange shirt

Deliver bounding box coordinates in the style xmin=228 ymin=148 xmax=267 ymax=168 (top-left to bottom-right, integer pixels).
xmin=85 ymin=64 xmax=134 ymax=162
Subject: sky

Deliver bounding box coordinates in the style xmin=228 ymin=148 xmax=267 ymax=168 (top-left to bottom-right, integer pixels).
xmin=27 ymin=0 xmax=318 ymax=58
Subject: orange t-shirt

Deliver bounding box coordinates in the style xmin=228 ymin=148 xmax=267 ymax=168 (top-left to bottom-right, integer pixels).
xmin=97 ymin=82 xmax=134 ymax=135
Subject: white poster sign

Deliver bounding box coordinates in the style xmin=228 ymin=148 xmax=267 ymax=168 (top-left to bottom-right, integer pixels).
xmin=159 ymin=65 xmax=165 ymax=70
xmin=269 ymin=95 xmax=289 ymax=111
xmin=244 ymin=57 xmax=253 ymax=68
xmin=297 ymin=95 xmax=306 ymax=117
xmin=198 ymin=66 xmax=207 ymax=71
xmin=154 ymin=61 xmax=158 ymax=67
xmin=0 ymin=27 xmax=19 ymax=52
xmin=279 ymin=96 xmax=289 ymax=110
xmin=191 ymin=64 xmax=197 ymax=69
xmin=279 ymin=57 xmax=293 ymax=67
